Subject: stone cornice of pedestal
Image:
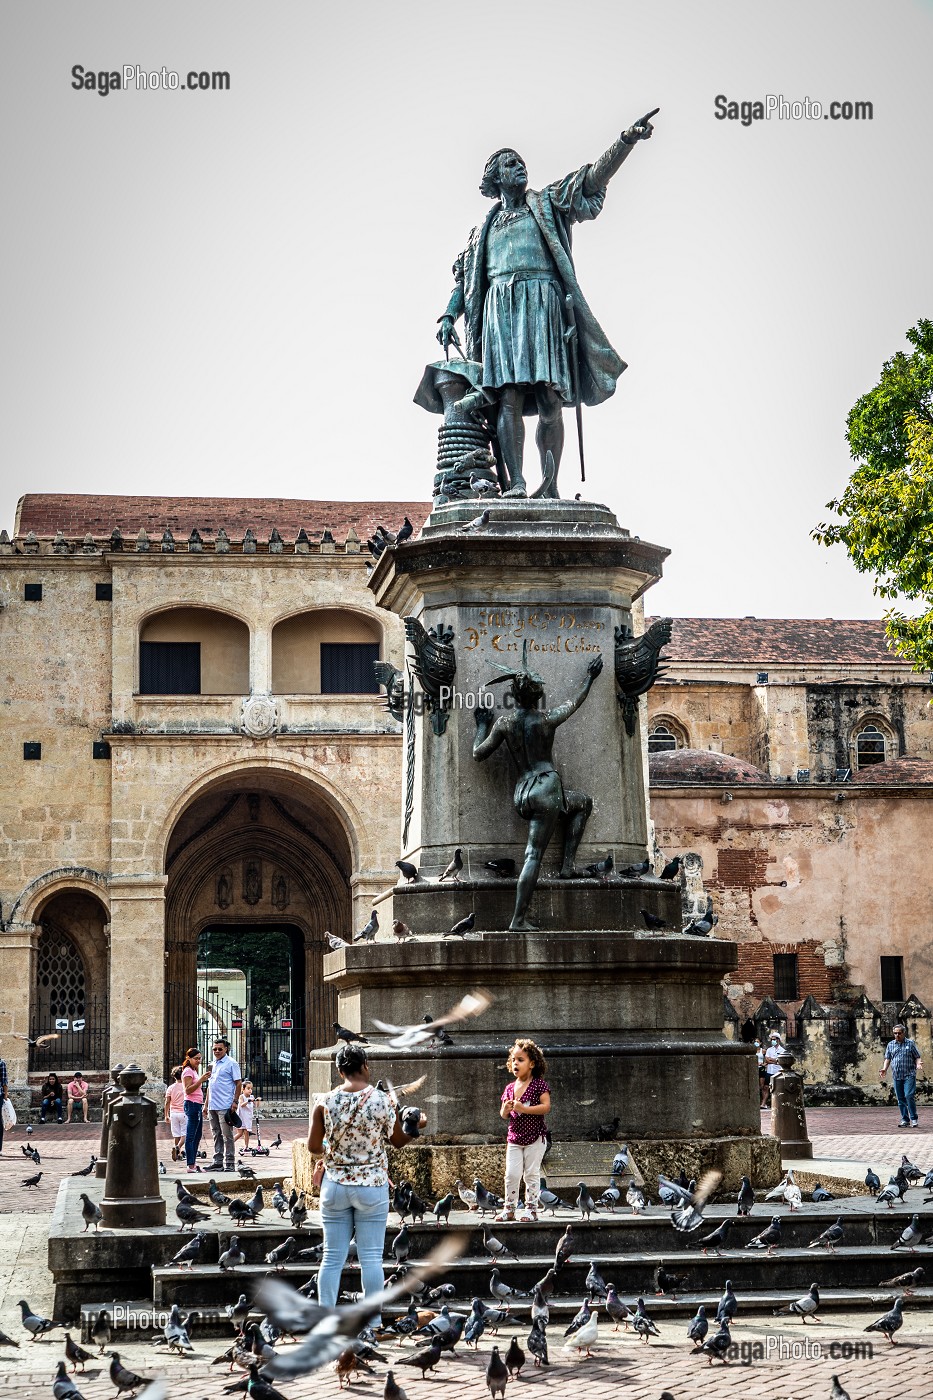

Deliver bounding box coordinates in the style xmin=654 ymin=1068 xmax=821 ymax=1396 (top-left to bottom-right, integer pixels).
xmin=368 ymin=501 xmax=669 ymax=613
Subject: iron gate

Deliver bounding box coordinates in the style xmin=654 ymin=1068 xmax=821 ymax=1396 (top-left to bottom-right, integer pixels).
xmin=28 ymin=995 xmax=110 ymax=1073
xmin=164 ymin=981 xmax=305 ymax=1101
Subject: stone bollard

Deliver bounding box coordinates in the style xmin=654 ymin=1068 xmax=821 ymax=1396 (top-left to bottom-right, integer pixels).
xmin=770 ymin=1048 xmax=813 ymax=1160
xmin=100 ymin=1065 xmax=166 ymax=1228
xmin=95 ymin=1063 xmax=126 ymax=1179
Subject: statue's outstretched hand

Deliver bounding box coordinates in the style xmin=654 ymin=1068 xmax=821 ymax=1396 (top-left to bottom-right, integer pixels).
xmin=623 ymin=107 xmax=658 ymax=142
xmin=474 ymin=703 xmax=494 ymax=733
xmin=437 ymin=315 xmax=463 ymax=354
xmin=587 ymin=654 xmax=604 ymax=680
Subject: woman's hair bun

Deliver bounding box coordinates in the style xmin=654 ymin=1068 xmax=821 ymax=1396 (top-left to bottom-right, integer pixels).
xmin=335 ymin=1043 xmax=368 ymax=1075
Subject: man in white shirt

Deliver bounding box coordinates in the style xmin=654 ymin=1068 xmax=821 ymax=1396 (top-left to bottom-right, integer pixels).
xmin=205 ymin=1038 xmax=242 ymax=1172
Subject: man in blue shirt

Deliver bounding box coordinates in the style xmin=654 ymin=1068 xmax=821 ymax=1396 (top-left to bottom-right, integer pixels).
xmin=881 ymin=1023 xmax=924 ymax=1127
xmin=205 ymin=1038 xmax=242 ymax=1171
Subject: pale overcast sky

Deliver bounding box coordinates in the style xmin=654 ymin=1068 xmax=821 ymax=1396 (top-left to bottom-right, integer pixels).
xmin=1 ymin=0 xmax=931 ymax=619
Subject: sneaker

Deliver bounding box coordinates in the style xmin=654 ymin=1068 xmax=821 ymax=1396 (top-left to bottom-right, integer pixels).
xmin=899 ymin=1120 xmax=910 ymax=1127
xmin=187 ymin=1165 xmax=202 ymax=1173
xmin=911 ymin=1120 xmax=920 ymax=1127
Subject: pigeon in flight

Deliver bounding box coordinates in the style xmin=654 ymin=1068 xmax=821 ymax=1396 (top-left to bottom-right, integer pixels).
xmin=372 ymin=991 xmax=491 ymax=1049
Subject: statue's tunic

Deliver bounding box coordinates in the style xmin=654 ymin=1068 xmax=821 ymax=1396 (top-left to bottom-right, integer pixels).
xmin=483 ymin=206 xmax=571 ymax=401
xmin=445 ymin=164 xmax=628 ymax=412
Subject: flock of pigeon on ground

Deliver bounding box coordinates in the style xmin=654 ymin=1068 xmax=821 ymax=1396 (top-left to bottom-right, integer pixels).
xmin=325 ymin=849 xmax=716 ymax=947
xmin=8 ymin=1140 xmax=929 ymax=1400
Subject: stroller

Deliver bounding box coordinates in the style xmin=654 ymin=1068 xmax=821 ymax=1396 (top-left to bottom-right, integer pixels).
xmin=240 ymin=1101 xmax=271 ymax=1158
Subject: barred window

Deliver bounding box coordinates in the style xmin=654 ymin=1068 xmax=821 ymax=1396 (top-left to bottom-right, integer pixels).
xmin=773 ymin=953 xmax=799 ymax=1001
xmin=880 ymin=956 xmax=904 ymax=1003
xmin=855 ymin=724 xmax=887 ymax=769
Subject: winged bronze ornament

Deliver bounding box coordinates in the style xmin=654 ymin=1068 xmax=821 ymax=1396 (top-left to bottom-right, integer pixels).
xmin=403 ymin=616 xmax=456 ymax=735
xmin=373 ymin=661 xmax=405 ymax=722
xmin=614 ymin=617 xmax=672 ymax=736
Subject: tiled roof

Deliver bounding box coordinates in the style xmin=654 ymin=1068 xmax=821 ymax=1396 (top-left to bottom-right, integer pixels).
xmin=649 ymin=616 xmax=905 ymax=667
xmin=13 ymin=495 xmax=432 ymax=543
xmin=854 ymin=756 xmax=933 ymax=785
xmin=649 ymin=748 xmax=767 ymax=784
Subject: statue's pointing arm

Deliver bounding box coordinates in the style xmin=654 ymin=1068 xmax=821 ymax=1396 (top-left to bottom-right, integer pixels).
xmin=547 ymin=655 xmax=604 ymax=726
xmin=583 ymin=110 xmax=657 ymax=196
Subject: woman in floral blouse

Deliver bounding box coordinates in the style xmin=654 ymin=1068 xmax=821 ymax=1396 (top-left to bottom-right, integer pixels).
xmin=308 ymin=1043 xmax=426 ymax=1308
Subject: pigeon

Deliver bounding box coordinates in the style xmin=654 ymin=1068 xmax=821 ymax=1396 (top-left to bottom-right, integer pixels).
xmin=229 ymin=1198 xmax=259 ymax=1225
xmin=586 ymin=1261 xmax=609 ymax=1299
xmin=865 ymin=1296 xmax=904 ymax=1343
xmin=626 ymin=1181 xmax=647 ymax=1213
xmin=438 ymin=848 xmax=464 ymax=882
xmin=490 ymin=1268 xmax=527 ymax=1302
xmin=530 ymin=1288 xmax=549 ymax=1328
xmin=392 ymin=920 xmax=414 ymax=941
xmin=669 ymin=1169 xmax=721 ymax=1233
xmin=654 ymin=1264 xmax=688 ymax=1296
xmin=248 ymin=1184 xmax=265 ymax=1215
xmin=396 ymin=517 xmax=414 ymax=544
xmin=296 ymin=1242 xmax=324 ymax=1262
xmin=716 ymin=1280 xmax=738 ymax=1323
xmin=72 ymin=1156 xmax=97 ymax=1178
xmin=158 ymin=1162 xmax=167 ymax=1175
xmin=778 ymin=1283 xmax=821 ymax=1323
xmin=593 ymin=1117 xmax=620 ymax=1142
xmin=238 ymin=1165 xmax=257 ymax=1180
xmin=161 ymin=1303 xmax=194 ymax=1354
xmin=21 ymin=1172 xmax=42 ymax=1188
xmin=171 ymin=1231 xmax=204 ymax=1270
xmin=811 ymin=1183 xmax=836 ymax=1202
xmin=64 ymin=1333 xmax=94 ymax=1372
xmin=265 ymin=1237 xmax=297 ymax=1270
xmin=483 ymin=1229 xmax=519 ymax=1262
xmin=432 ymin=1193 xmax=454 ymax=1227
xmin=808 ymin=1218 xmax=844 ymax=1252
xmin=698 ymin=1220 xmax=732 ymax=1254
xmin=554 ymin=1225 xmax=575 ymax=1269
xmin=687 ymin=1304 xmax=709 ymax=1349
xmin=79 ymin=1193 xmax=102 ymax=1233
xmin=384 ymin=1371 xmax=408 ymax=1400
xmin=270 ymin=1183 xmax=289 ymax=1217
xmin=879 ymin=1265 xmax=924 ymax=1293
xmin=737 ymin=1175 xmax=755 ymax=1215
xmin=659 ymin=855 xmax=682 ymax=880
xmin=109 ymin=1352 xmax=149 ymax=1396
xmin=830 ymin=1379 xmax=852 ymax=1400
xmin=18 ymin=1299 xmax=57 ymax=1339
xmin=604 ymin=1285 xmax=629 ymax=1331
xmin=355 ymin=911 xmax=379 ymax=942
xmin=91 ymin=1309 xmax=111 ymax=1354
xmin=597 ymin=1183 xmax=621 ymax=1210
xmin=486 ymin=1344 xmax=509 ymax=1397
xmin=526 ymin=1316 xmax=549 ymax=1367
xmin=226 ymin=1294 xmax=250 ymax=1328
xmin=333 ymin=1021 xmax=368 ymax=1045
xmin=219 ymin=1235 xmax=246 ymax=1272
xmin=0 ymin=1324 xmax=19 ymax=1348
xmin=446 ymin=912 xmax=476 ymax=937
xmin=620 ymin=856 xmax=651 ymax=877
xmin=658 ymin=1174 xmax=691 ymax=1207
xmin=426 ymin=1283 xmax=457 ymax=1303
xmin=176 ymin=1200 xmax=211 ymax=1231
xmin=474 ymin=1179 xmax=503 ymax=1216
xmin=582 ymin=852 xmax=614 ymax=881
xmin=532 ymin=1266 xmax=558 ymax=1299
xmin=461 ymin=509 xmax=490 ymax=534
xmin=783 ymin=1171 xmax=803 ymax=1211
xmin=746 ymin=1215 xmax=782 ymax=1254
xmin=391 ymin=1224 xmax=411 ymax=1263
xmin=633 ymin=1303 xmax=660 ymax=1344
xmin=209 ymin=1179 xmax=233 ymax=1211
xmin=565 ymin=1307 xmax=599 ymax=1355
xmin=396 ymin=860 xmax=419 ymax=883
xmin=398 ymin=1340 xmax=443 ymax=1377
xmin=563 ymin=1297 xmax=592 ymax=1338
xmin=23 ymin=1145 xmax=41 ymax=1164
xmin=893 ymin=1215 xmax=923 ymax=1251
xmin=865 ymin=1167 xmax=881 ymax=1196
xmin=576 ymin=1182 xmax=598 ymax=1218
xmin=539 ymin=1180 xmax=574 ymax=1214
xmin=641 ymin=909 xmax=666 ymax=930
xmin=290 ymin=1194 xmax=308 ymax=1230
xmin=876 ymin=1180 xmax=901 ymax=1208
xmin=684 ymin=896 xmax=718 ymax=936
xmin=53 ymin=1361 xmax=86 ymax=1400
xmin=504 ymin=1336 xmax=525 ymax=1376
xmin=610 ymin=1146 xmax=630 ymax=1176
xmin=456 ymin=1179 xmax=477 ymax=1210
xmin=372 ymin=991 xmax=491 ymax=1049
xmin=485 ymin=858 xmax=516 ymax=878
xmin=924 ymin=1168 xmax=933 ymax=1191
xmin=901 ymin=1155 xmax=923 ymax=1183
xmin=701 ymin=1320 xmax=732 ymax=1364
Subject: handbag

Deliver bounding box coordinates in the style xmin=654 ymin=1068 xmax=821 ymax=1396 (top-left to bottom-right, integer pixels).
xmin=314 ymin=1087 xmax=373 ymax=1191
xmin=224 ymin=1108 xmax=242 ymax=1128
xmin=1 ymin=1097 xmax=16 ymax=1130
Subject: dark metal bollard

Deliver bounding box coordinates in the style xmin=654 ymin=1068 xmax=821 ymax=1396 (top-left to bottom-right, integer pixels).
xmin=100 ymin=1065 xmax=166 ymax=1228
xmin=94 ymin=1063 xmax=126 ymax=1179
xmin=770 ymin=1048 xmax=813 ymax=1159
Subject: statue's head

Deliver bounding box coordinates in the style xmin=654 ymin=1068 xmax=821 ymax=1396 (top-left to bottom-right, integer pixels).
xmin=486 ymin=640 xmax=545 ymax=708
xmin=480 ymin=148 xmax=528 ymax=199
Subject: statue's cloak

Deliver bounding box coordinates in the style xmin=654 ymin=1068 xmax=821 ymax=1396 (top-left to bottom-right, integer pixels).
xmin=454 ymin=165 xmax=627 ymax=409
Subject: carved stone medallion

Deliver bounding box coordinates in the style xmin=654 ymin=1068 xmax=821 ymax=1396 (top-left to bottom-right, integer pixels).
xmin=240 ymin=694 xmax=280 ymax=739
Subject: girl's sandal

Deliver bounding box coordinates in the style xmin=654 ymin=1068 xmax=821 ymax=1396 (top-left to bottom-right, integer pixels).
xmin=493 ymin=1210 xmax=515 ymax=1223
xmin=518 ymin=1209 xmax=537 ymax=1222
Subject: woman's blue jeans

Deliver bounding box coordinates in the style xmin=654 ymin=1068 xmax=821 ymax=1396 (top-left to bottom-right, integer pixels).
xmin=40 ymin=1096 xmax=62 ymax=1122
xmin=184 ymin=1101 xmax=203 ymax=1167
xmin=317 ymin=1176 xmax=389 ymax=1312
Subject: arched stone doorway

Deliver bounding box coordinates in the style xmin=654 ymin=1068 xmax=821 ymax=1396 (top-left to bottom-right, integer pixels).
xmin=163 ymin=771 xmax=352 ymax=1095
xmin=30 ymin=889 xmax=110 ymax=1073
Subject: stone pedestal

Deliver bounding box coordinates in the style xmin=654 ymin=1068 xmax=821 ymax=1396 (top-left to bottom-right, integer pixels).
xmin=100 ymin=1066 xmax=166 ymax=1228
xmin=771 ymin=1049 xmax=814 ymax=1159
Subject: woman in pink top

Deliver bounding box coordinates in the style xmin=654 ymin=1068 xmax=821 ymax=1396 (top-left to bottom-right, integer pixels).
xmin=163 ymin=1067 xmax=187 ymax=1161
xmin=497 ymin=1038 xmax=551 ymax=1222
xmin=180 ymin=1047 xmax=210 ymax=1173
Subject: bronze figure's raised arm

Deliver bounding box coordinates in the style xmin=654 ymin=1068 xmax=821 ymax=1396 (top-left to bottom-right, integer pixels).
xmin=473 ymin=645 xmax=603 ymax=931
xmin=436 ymin=111 xmax=657 ymax=500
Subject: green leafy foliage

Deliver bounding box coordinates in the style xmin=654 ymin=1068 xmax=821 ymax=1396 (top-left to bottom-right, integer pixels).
xmin=813 ymin=319 xmax=933 ymax=672
xmin=198 ymin=927 xmax=293 ymax=1024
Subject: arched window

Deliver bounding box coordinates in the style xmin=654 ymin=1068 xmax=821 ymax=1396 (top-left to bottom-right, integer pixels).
xmin=854 ymin=723 xmax=887 ymax=770
xmin=36 ymin=922 xmax=87 ymax=1022
xmin=648 ymin=718 xmax=688 ymax=753
xmin=139 ymin=607 xmax=250 ymax=696
xmin=271 ymin=610 xmax=382 ymax=695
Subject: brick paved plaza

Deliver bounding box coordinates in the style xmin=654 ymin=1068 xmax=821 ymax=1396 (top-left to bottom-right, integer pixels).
xmin=2 ymin=1109 xmax=933 ymax=1398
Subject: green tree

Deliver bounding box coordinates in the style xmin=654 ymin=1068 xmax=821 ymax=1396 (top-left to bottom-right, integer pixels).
xmin=814 ymin=319 xmax=933 ymax=670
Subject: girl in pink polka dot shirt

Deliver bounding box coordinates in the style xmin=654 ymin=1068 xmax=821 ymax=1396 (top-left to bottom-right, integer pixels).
xmin=496 ymin=1038 xmax=551 ymax=1222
